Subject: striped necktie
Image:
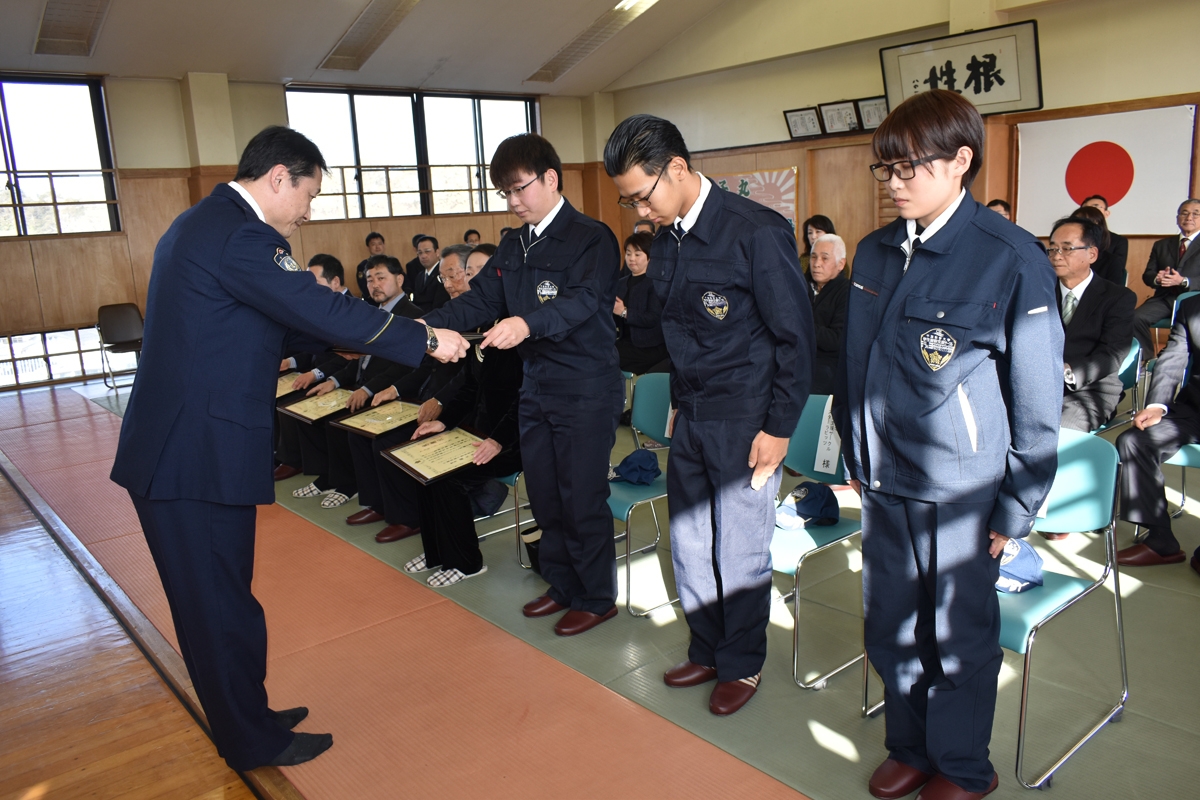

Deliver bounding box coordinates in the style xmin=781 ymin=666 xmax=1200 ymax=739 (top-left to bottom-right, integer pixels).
xmin=1062 ymin=290 xmax=1078 ymax=327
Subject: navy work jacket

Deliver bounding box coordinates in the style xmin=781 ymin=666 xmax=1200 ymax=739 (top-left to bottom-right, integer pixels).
xmin=422 ymin=198 xmax=621 ymax=394
xmin=111 ymin=184 xmax=427 ymax=506
xmin=834 ymin=198 xmax=1063 ymax=539
xmin=649 ymin=180 xmax=813 ymax=438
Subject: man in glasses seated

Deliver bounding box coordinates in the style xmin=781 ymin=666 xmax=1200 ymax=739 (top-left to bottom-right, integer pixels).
xmin=1132 ymin=199 xmax=1200 ymax=356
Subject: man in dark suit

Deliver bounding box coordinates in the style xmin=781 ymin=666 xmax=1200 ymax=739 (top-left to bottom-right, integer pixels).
xmin=1116 ymin=291 xmax=1200 ymax=578
xmin=1049 ymin=216 xmax=1136 ymax=432
xmin=354 ymin=231 xmax=386 ymax=305
xmin=807 ymin=233 xmax=849 ymax=396
xmin=410 ymin=235 xmax=450 ymax=311
xmin=1132 ymin=199 xmax=1200 ymax=355
xmin=109 ymin=127 xmax=467 ymax=771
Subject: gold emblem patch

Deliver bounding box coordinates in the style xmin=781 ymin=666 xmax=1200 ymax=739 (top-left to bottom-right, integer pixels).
xmin=274 ymin=247 xmax=301 ymax=272
xmin=536 ymin=280 xmax=558 ymax=303
xmin=702 ymin=291 xmax=729 ymax=320
xmin=920 ymin=328 xmax=957 ymax=371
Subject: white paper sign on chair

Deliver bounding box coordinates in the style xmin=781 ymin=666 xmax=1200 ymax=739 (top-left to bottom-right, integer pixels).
xmin=814 ymin=396 xmax=841 ymax=476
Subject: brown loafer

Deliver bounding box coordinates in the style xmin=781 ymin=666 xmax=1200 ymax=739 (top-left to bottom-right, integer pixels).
xmin=663 ymin=660 xmax=718 ymax=688
xmin=273 ymin=464 xmax=301 ymax=481
xmin=869 ymin=758 xmax=933 ymax=799
xmin=522 ymin=595 xmax=567 ymax=618
xmin=916 ymin=772 xmax=998 ymax=800
xmin=708 ymin=674 xmax=759 ymax=716
xmin=1038 ymin=531 xmax=1070 ymax=541
xmin=1116 ymin=543 xmax=1185 ymax=566
xmin=554 ymin=606 xmax=618 ymax=636
xmin=346 ymin=508 xmax=384 ymax=526
xmin=375 ymin=524 xmax=419 ymax=543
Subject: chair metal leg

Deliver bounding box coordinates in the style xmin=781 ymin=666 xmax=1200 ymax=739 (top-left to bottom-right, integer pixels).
xmin=623 ymin=502 xmax=680 ymax=617
xmin=101 ymin=348 xmax=116 ymax=390
xmin=862 ymin=655 xmax=884 ymax=718
xmin=788 ymin=535 xmax=865 ymax=690
xmin=1171 ymin=467 xmax=1188 ymax=519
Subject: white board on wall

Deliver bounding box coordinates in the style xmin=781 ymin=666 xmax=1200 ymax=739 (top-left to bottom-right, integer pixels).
xmin=1016 ymin=105 xmax=1195 ymax=237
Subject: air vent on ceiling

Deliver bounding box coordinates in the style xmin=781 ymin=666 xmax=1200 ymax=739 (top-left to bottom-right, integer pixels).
xmin=320 ymin=0 xmax=422 ymax=71
xmin=526 ymin=0 xmax=659 ymax=83
xmin=34 ymin=0 xmax=113 ymax=57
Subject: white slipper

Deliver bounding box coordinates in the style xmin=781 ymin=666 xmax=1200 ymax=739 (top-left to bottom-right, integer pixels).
xmin=427 ymin=566 xmax=487 ymax=587
xmin=292 ymin=482 xmax=332 ymax=498
xmin=320 ymin=491 xmax=354 ymax=509
xmin=404 ymin=554 xmax=438 ymax=573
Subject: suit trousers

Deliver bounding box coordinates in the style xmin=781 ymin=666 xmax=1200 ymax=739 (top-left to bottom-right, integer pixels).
xmin=129 ymin=492 xmax=292 ymax=770
xmin=347 ymin=422 xmax=418 ymax=511
xmin=275 ymin=413 xmax=302 ymax=469
xmin=519 ymin=382 xmax=623 ymax=615
xmin=1060 ymin=388 xmax=1117 ymax=433
xmin=1117 ymin=408 xmax=1200 ymax=555
xmin=1133 ymin=296 xmax=1175 ymax=355
xmin=297 ymin=418 xmax=356 ymax=494
xmin=667 ymin=414 xmax=779 ymax=681
xmin=861 ymin=490 xmax=1002 ymax=794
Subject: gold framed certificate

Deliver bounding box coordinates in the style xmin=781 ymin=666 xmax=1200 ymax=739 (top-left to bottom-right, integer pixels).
xmin=331 ymin=401 xmax=420 ymax=438
xmin=276 ymin=372 xmax=301 ymax=399
xmin=279 ymin=388 xmax=355 ymax=423
xmin=383 ymin=427 xmax=483 ymax=484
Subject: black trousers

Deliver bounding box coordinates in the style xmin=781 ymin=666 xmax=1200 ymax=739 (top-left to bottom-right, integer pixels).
xmin=1117 ymin=408 xmax=1200 ymax=556
xmin=520 ymin=383 xmax=623 ymax=614
xmin=129 ymin=492 xmax=292 ymax=770
xmin=616 ymin=338 xmax=670 ymax=375
xmin=1060 ymin=388 xmax=1118 ymax=433
xmin=297 ymin=418 xmax=356 ymax=494
xmin=861 ymin=490 xmax=1002 ymax=794
xmin=347 ymin=422 xmax=418 ymax=512
xmin=275 ymin=413 xmax=302 ymax=469
xmin=1133 ymin=296 xmax=1174 ymax=355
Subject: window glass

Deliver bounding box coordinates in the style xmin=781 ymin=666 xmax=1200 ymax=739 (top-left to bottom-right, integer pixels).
xmin=480 ymin=99 xmax=530 ymax=166
xmin=354 ymin=95 xmax=417 ymax=166
xmin=285 ymin=92 xmax=356 ymax=167
xmin=423 ymin=97 xmax=477 ymax=166
xmin=3 ymin=83 xmax=102 ymax=171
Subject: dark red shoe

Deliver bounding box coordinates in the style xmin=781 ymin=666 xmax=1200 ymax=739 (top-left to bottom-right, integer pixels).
xmin=916 ymin=772 xmax=998 ymax=800
xmin=553 ymin=606 xmax=617 ymax=636
xmin=522 ymin=595 xmax=566 ymax=618
xmin=273 ymin=464 xmax=301 ymax=481
xmin=663 ymin=661 xmax=718 ymax=687
xmin=708 ymin=674 xmax=760 ymax=715
xmin=346 ymin=508 xmax=384 ymax=526
xmin=869 ymin=758 xmax=933 ymax=799
xmin=375 ymin=524 xmax=419 ymax=543
xmin=1116 ymin=543 xmax=1185 ymax=566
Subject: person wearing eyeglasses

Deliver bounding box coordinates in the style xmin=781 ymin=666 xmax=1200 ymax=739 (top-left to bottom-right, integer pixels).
xmin=836 ymin=90 xmax=1061 ymax=800
xmin=1132 ymin=199 xmax=1200 ymax=357
xmin=1048 ymin=215 xmax=1136 ymax=434
xmin=420 ymin=133 xmax=624 ymax=637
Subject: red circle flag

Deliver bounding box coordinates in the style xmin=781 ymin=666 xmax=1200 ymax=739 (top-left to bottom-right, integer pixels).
xmin=1064 ymin=141 xmax=1135 ymax=206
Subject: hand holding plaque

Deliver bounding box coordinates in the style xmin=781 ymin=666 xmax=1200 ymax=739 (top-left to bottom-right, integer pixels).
xmin=383 ymin=427 xmax=485 ymax=484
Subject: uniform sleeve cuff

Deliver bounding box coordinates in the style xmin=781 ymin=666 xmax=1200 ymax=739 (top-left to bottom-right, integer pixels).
xmin=987 ymin=507 xmax=1035 ymax=540
xmin=763 ymin=413 xmax=796 ymax=439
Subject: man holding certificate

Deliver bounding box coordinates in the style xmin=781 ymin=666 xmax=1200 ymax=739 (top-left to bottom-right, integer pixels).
xmin=421 ymin=133 xmax=624 ymax=636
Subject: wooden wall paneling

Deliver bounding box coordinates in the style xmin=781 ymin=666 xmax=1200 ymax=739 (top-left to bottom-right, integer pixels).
xmin=298 ymin=221 xmax=372 ymax=295
xmin=1125 ymin=238 xmax=1157 ymax=305
xmin=0 ymin=240 xmax=43 ymax=336
xmin=975 ymin=118 xmax=1015 ymax=208
xmin=118 ymin=176 xmax=191 ymax=308
xmin=580 ymin=163 xmax=622 ymax=240
xmin=30 ymin=236 xmax=137 ymax=330
xmin=187 ymin=166 xmax=238 ymax=206
xmin=807 ymin=144 xmax=877 ymax=268
xmin=877 ymin=182 xmax=900 ymax=232
xmin=560 ymin=166 xmax=585 ymax=212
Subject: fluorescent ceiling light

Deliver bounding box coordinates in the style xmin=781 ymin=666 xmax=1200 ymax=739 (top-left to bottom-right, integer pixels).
xmin=526 ymin=0 xmax=659 ymax=83
xmin=320 ymin=0 xmax=422 ymax=71
xmin=34 ymin=0 xmax=113 ymax=57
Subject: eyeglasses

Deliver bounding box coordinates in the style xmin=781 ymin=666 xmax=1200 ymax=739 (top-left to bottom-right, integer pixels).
xmin=1179 ymin=210 xmax=1200 ymax=219
xmin=617 ymin=166 xmax=667 ymax=209
xmin=1046 ymin=245 xmax=1093 ymax=257
xmin=495 ymin=174 xmax=540 ymax=200
xmin=869 ymin=153 xmax=955 ymax=182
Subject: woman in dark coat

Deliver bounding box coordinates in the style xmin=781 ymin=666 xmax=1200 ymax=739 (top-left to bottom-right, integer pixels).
xmin=614 ymin=232 xmax=670 ymax=374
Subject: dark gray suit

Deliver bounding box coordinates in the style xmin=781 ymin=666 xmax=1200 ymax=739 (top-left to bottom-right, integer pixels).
xmin=1133 ymin=234 xmax=1200 ymax=353
xmin=1057 ymin=275 xmax=1136 ymax=431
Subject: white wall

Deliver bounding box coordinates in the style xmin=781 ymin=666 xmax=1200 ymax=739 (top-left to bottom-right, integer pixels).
xmin=104 ymin=78 xmax=190 ymax=169
xmin=230 ymin=82 xmax=289 ymax=157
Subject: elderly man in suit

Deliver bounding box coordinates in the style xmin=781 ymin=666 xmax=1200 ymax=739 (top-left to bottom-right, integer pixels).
xmin=1132 ymin=199 xmax=1200 ymax=355
xmin=1049 ymin=215 xmax=1136 ymax=433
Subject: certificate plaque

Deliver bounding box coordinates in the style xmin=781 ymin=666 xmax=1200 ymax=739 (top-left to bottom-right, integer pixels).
xmin=331 ymin=401 xmax=420 ymax=438
xmin=279 ymin=388 xmax=355 ymax=423
xmin=383 ymin=428 xmax=483 ymax=484
xmin=276 ymin=372 xmax=301 ymax=398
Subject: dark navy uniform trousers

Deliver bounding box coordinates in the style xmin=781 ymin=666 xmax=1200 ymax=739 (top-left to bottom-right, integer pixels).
xmin=861 ymin=490 xmax=1002 ymax=794
xmin=668 ymin=414 xmax=781 ymax=681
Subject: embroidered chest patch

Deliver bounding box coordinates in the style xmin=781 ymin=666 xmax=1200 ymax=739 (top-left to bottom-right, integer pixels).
xmin=274 ymin=247 xmax=301 ymax=272
xmin=919 ymin=328 xmax=957 ymax=371
xmin=536 ymin=280 xmax=558 ymax=303
xmin=702 ymin=291 xmax=729 ymax=320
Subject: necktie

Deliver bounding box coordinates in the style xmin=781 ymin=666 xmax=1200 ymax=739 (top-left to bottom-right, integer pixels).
xmin=1181 ymin=237 xmax=1190 ymax=261
xmin=1062 ymin=291 xmax=1078 ymax=327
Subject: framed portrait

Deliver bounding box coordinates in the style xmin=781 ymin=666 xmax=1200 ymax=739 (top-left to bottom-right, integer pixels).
xmin=856 ymin=97 xmax=889 ymax=130
xmin=879 ymin=20 xmax=1042 ymax=116
xmin=817 ymin=101 xmax=861 ymax=134
xmin=783 ymin=107 xmax=822 ymax=139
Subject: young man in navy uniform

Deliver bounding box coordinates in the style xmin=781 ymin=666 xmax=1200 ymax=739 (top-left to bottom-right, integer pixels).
xmin=422 ymin=133 xmax=624 ymax=636
xmin=110 ymin=126 xmax=468 ymax=771
xmin=837 ymin=91 xmax=1062 ymax=800
xmin=605 ymin=115 xmax=813 ymax=716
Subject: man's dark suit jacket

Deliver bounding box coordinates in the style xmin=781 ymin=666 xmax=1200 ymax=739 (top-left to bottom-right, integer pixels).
xmin=409 ymin=262 xmax=445 ymax=310
xmin=1147 ymin=294 xmax=1200 ymax=411
xmin=1058 ymin=275 xmax=1136 ymax=430
xmin=1093 ymin=231 xmax=1129 ymax=287
xmin=809 ymin=274 xmax=848 ymax=396
xmin=326 ymin=297 xmax=424 ymax=395
xmin=1142 ymin=233 xmax=1200 ymax=299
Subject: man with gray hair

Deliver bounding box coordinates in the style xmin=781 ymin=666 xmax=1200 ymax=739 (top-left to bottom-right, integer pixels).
xmin=439 ymin=244 xmax=474 ymax=299
xmin=808 ymin=233 xmax=849 ymax=395
xmin=1133 ymin=198 xmax=1200 ymax=355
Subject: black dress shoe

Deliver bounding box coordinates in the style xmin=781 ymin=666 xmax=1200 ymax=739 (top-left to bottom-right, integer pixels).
xmin=268 ymin=732 xmax=333 ymax=766
xmin=270 ymin=706 xmax=309 ymax=729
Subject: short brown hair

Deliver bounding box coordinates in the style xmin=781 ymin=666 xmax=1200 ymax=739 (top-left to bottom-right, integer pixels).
xmin=872 ymin=90 xmax=984 ymax=190
xmin=489 ymin=133 xmax=563 ymax=193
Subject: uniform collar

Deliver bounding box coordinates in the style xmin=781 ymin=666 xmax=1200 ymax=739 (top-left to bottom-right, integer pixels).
xmin=226 ymin=181 xmax=266 ymax=222
xmin=674 ymin=175 xmax=719 ymax=244
xmin=886 ymin=190 xmax=975 ymax=254
xmin=531 ymin=195 xmax=566 ymax=238
xmin=903 ymin=188 xmax=966 ymax=254
xmin=673 ymin=173 xmax=711 ymax=234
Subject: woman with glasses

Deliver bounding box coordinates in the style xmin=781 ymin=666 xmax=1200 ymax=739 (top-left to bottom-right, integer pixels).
xmin=836 ymin=89 xmax=1062 ymax=800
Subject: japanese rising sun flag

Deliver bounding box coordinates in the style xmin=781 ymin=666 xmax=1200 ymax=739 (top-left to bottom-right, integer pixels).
xmin=1015 ymin=106 xmax=1195 ymax=236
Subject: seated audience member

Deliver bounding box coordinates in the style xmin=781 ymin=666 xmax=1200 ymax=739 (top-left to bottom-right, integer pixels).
xmin=1082 ymin=195 xmax=1130 ymax=275
xmin=1133 ymin=199 xmax=1200 ymax=355
xmin=985 ymin=198 xmax=1011 ymax=220
xmin=463 ymin=229 xmax=481 ymax=245
xmin=1073 ymin=203 xmax=1128 ymax=286
xmin=465 ymin=243 xmax=495 ymax=281
xmin=498 ymin=226 xmax=514 ymax=240
xmin=1115 ymin=290 xmax=1200 ymax=577
xmin=1048 ymin=216 xmax=1136 ymax=433
xmin=807 ymin=233 xmax=849 ymax=395
xmin=632 ymin=219 xmax=656 ymax=236
xmin=355 ymin=232 xmax=386 ymax=305
xmin=410 ymin=235 xmax=451 ymax=311
xmin=800 ymin=214 xmax=835 ymax=273
xmin=439 ymin=244 xmax=473 ymax=299
xmin=613 ymin=232 xmax=669 ymax=375
xmin=404 ymin=234 xmax=425 ymax=293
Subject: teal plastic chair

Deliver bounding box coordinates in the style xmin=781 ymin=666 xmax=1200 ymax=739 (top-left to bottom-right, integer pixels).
xmin=621 ymin=370 xmax=635 ymax=415
xmin=466 ymin=471 xmax=536 ymax=569
xmin=1090 ymin=338 xmax=1141 ymax=433
xmin=608 ymin=372 xmax=675 ymax=616
xmin=770 ymin=394 xmax=865 ymax=691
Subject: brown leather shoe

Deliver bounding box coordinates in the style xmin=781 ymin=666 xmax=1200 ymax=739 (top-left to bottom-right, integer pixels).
xmin=916 ymin=772 xmax=998 ymax=800
xmin=708 ymin=674 xmax=760 ymax=715
xmin=522 ymin=595 xmax=567 ymax=618
xmin=1191 ymin=555 xmax=1200 ymax=579
xmin=1116 ymin=543 xmax=1185 ymax=566
xmin=1038 ymin=531 xmax=1070 ymax=541
xmin=346 ymin=508 xmax=384 ymax=526
xmin=869 ymin=758 xmax=933 ymax=799
xmin=663 ymin=660 xmax=718 ymax=688
xmin=554 ymin=606 xmax=618 ymax=636
xmin=273 ymin=464 xmax=301 ymax=481
xmin=375 ymin=524 xmax=419 ymax=543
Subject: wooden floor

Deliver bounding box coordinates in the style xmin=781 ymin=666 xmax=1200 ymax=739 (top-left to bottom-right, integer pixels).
xmin=0 ymin=477 xmax=256 ymax=800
